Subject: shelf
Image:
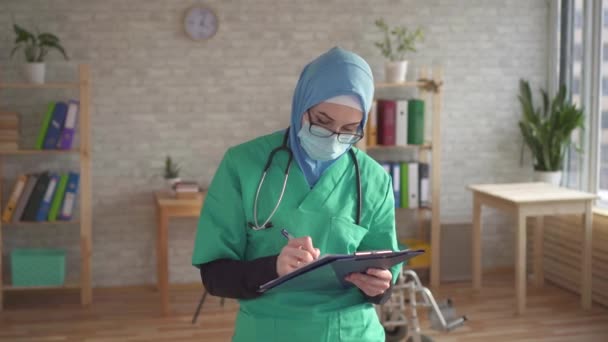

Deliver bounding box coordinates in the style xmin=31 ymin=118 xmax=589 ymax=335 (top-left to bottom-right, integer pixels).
xmin=0 ymin=82 xmax=81 ymax=89
xmin=375 ymin=81 xmax=426 ymax=89
xmin=0 ymin=63 xmax=92 ymax=311
xmin=396 ymin=206 xmax=432 ymax=211
xmin=366 ymin=143 xmax=432 ymax=151
xmin=3 ymin=282 xmax=80 ymax=291
xmin=365 ymin=144 xmax=431 ymax=163
xmin=0 ymin=149 xmax=80 ymax=155
xmin=1 ymin=220 xmax=80 ymax=227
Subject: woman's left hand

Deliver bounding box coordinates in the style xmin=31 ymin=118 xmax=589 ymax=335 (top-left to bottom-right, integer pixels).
xmin=345 ymin=268 xmax=392 ymax=297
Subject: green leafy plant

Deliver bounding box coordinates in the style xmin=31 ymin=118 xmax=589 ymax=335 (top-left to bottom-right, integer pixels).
xmin=518 ymin=79 xmax=585 ymax=172
xmin=374 ymin=18 xmax=424 ymax=62
xmin=9 ymin=24 xmax=69 ymax=62
xmin=164 ymin=156 xmax=180 ymax=179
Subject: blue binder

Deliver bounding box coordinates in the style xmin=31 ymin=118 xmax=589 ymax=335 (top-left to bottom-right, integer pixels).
xmin=42 ymin=101 xmax=68 ymax=150
xmin=58 ymin=172 xmax=79 ymax=220
xmin=35 ymin=173 xmax=59 ymax=221
xmin=258 ymin=249 xmax=424 ymax=293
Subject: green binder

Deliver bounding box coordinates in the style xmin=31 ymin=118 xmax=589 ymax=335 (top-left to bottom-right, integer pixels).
xmin=407 ymin=99 xmax=425 ymax=145
xmin=36 ymin=102 xmax=56 ymax=150
xmin=48 ymin=173 xmax=68 ymax=221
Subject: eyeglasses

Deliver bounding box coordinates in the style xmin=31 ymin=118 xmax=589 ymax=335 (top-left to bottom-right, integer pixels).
xmin=306 ymin=110 xmax=364 ymax=144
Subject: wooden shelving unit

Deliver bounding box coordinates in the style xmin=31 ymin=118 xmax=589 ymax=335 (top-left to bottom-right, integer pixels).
xmin=0 ymin=150 xmax=80 ymax=155
xmin=0 ymin=65 xmax=92 ymax=310
xmin=0 ymin=82 xmax=81 ymax=89
xmin=3 ymin=281 xmax=81 ymax=292
xmin=363 ymin=66 xmax=443 ymax=287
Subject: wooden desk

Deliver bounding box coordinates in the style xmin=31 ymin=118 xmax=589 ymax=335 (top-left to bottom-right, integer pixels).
xmin=155 ymin=191 xmax=205 ymax=316
xmin=467 ymin=182 xmax=596 ymax=315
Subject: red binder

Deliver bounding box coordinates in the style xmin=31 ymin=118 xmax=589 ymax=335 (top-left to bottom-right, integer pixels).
xmin=377 ymin=100 xmax=396 ymax=145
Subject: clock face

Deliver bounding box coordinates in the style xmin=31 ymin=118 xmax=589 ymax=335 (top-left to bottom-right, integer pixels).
xmin=184 ymin=7 xmax=218 ymax=40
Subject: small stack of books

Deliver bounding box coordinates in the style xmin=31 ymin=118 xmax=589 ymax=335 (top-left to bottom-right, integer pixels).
xmin=173 ymin=181 xmax=201 ymax=199
xmin=0 ymin=112 xmax=20 ymax=151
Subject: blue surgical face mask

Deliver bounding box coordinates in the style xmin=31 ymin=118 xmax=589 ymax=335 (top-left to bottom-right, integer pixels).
xmin=297 ymin=122 xmax=351 ymax=161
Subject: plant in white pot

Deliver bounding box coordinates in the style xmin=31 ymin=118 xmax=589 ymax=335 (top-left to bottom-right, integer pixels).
xmin=164 ymin=155 xmax=181 ymax=189
xmin=9 ymin=24 xmax=69 ymax=84
xmin=374 ymin=18 xmax=424 ymax=84
xmin=518 ymin=79 xmax=585 ymax=186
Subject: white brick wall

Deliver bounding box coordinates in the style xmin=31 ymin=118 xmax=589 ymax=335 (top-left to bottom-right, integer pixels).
xmin=0 ymin=0 xmax=548 ymax=286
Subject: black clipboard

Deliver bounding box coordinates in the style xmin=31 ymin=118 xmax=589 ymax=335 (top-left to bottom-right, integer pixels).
xmin=258 ymin=249 xmax=425 ymax=293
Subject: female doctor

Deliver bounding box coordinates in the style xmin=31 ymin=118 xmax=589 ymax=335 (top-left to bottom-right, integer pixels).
xmin=192 ymin=46 xmax=401 ymax=342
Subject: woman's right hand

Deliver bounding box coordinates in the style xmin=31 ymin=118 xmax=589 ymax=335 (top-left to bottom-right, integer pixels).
xmin=276 ymin=236 xmax=320 ymax=277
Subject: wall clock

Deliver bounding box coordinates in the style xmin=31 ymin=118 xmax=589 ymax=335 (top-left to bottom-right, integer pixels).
xmin=184 ymin=6 xmax=218 ymax=41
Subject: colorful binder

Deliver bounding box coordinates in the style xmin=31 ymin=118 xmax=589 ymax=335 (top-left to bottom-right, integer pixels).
xmin=367 ymin=101 xmax=378 ymax=147
xmin=407 ymin=99 xmax=425 ymax=145
xmin=2 ymin=174 xmax=27 ymax=222
xmin=36 ymin=102 xmax=56 ymax=149
xmin=419 ymin=163 xmax=430 ymax=208
xmin=395 ymin=100 xmax=408 ymax=146
xmin=42 ymin=102 xmax=67 ymax=150
xmin=21 ymin=172 xmax=51 ymax=221
xmin=58 ymin=100 xmax=79 ymax=149
xmin=48 ymin=173 xmax=69 ymax=222
xmin=400 ymin=162 xmax=409 ymax=209
xmin=377 ymin=100 xmax=396 ymax=146
xmin=407 ymin=162 xmax=419 ymax=209
xmin=13 ymin=174 xmax=38 ymax=223
xmin=59 ymin=172 xmax=79 ymax=220
xmin=35 ymin=173 xmax=59 ymax=221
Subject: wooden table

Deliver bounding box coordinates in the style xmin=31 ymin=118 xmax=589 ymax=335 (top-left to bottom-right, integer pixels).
xmin=467 ymin=182 xmax=596 ymax=315
xmin=155 ymin=191 xmax=205 ymax=316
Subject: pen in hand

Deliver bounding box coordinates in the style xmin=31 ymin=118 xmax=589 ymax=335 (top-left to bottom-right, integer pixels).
xmin=280 ymin=228 xmax=295 ymax=240
xmin=280 ymin=228 xmax=320 ymax=260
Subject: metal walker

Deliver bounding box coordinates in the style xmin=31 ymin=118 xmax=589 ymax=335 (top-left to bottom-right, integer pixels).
xmin=376 ymin=270 xmax=467 ymax=342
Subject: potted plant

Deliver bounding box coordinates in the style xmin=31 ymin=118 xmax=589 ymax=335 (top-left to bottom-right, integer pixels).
xmin=374 ymin=18 xmax=424 ymax=83
xmin=518 ymin=79 xmax=585 ymax=186
xmin=9 ymin=24 xmax=69 ymax=84
xmin=164 ymin=155 xmax=181 ymax=188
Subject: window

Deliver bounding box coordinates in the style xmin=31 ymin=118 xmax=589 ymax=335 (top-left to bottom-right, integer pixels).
xmin=602 ymin=111 xmax=608 ymax=128
xmin=562 ymin=0 xmax=608 ymax=206
xmin=598 ymin=1 xmax=608 ymax=204
xmin=564 ymin=0 xmax=585 ymax=189
xmin=567 ymin=0 xmax=608 ymax=206
xmin=601 ymin=110 xmax=608 ymax=191
xmin=573 ymin=77 xmax=581 ymax=94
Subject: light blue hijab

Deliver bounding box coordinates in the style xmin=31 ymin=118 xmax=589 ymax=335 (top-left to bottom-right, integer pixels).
xmin=288 ymin=46 xmax=375 ymax=187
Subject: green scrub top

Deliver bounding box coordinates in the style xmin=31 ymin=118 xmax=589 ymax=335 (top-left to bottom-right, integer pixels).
xmin=192 ymin=131 xmax=401 ymax=342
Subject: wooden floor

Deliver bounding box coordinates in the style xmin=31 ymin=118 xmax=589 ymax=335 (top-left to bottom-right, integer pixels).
xmin=1 ymin=273 xmax=607 ymax=342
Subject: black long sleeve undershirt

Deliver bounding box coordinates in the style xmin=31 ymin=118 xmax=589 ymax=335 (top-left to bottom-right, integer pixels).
xmin=199 ymin=255 xmax=279 ymax=299
xmin=198 ymin=256 xmax=393 ymax=304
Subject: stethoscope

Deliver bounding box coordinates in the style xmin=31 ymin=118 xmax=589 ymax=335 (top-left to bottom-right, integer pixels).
xmin=247 ymin=127 xmax=362 ymax=230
